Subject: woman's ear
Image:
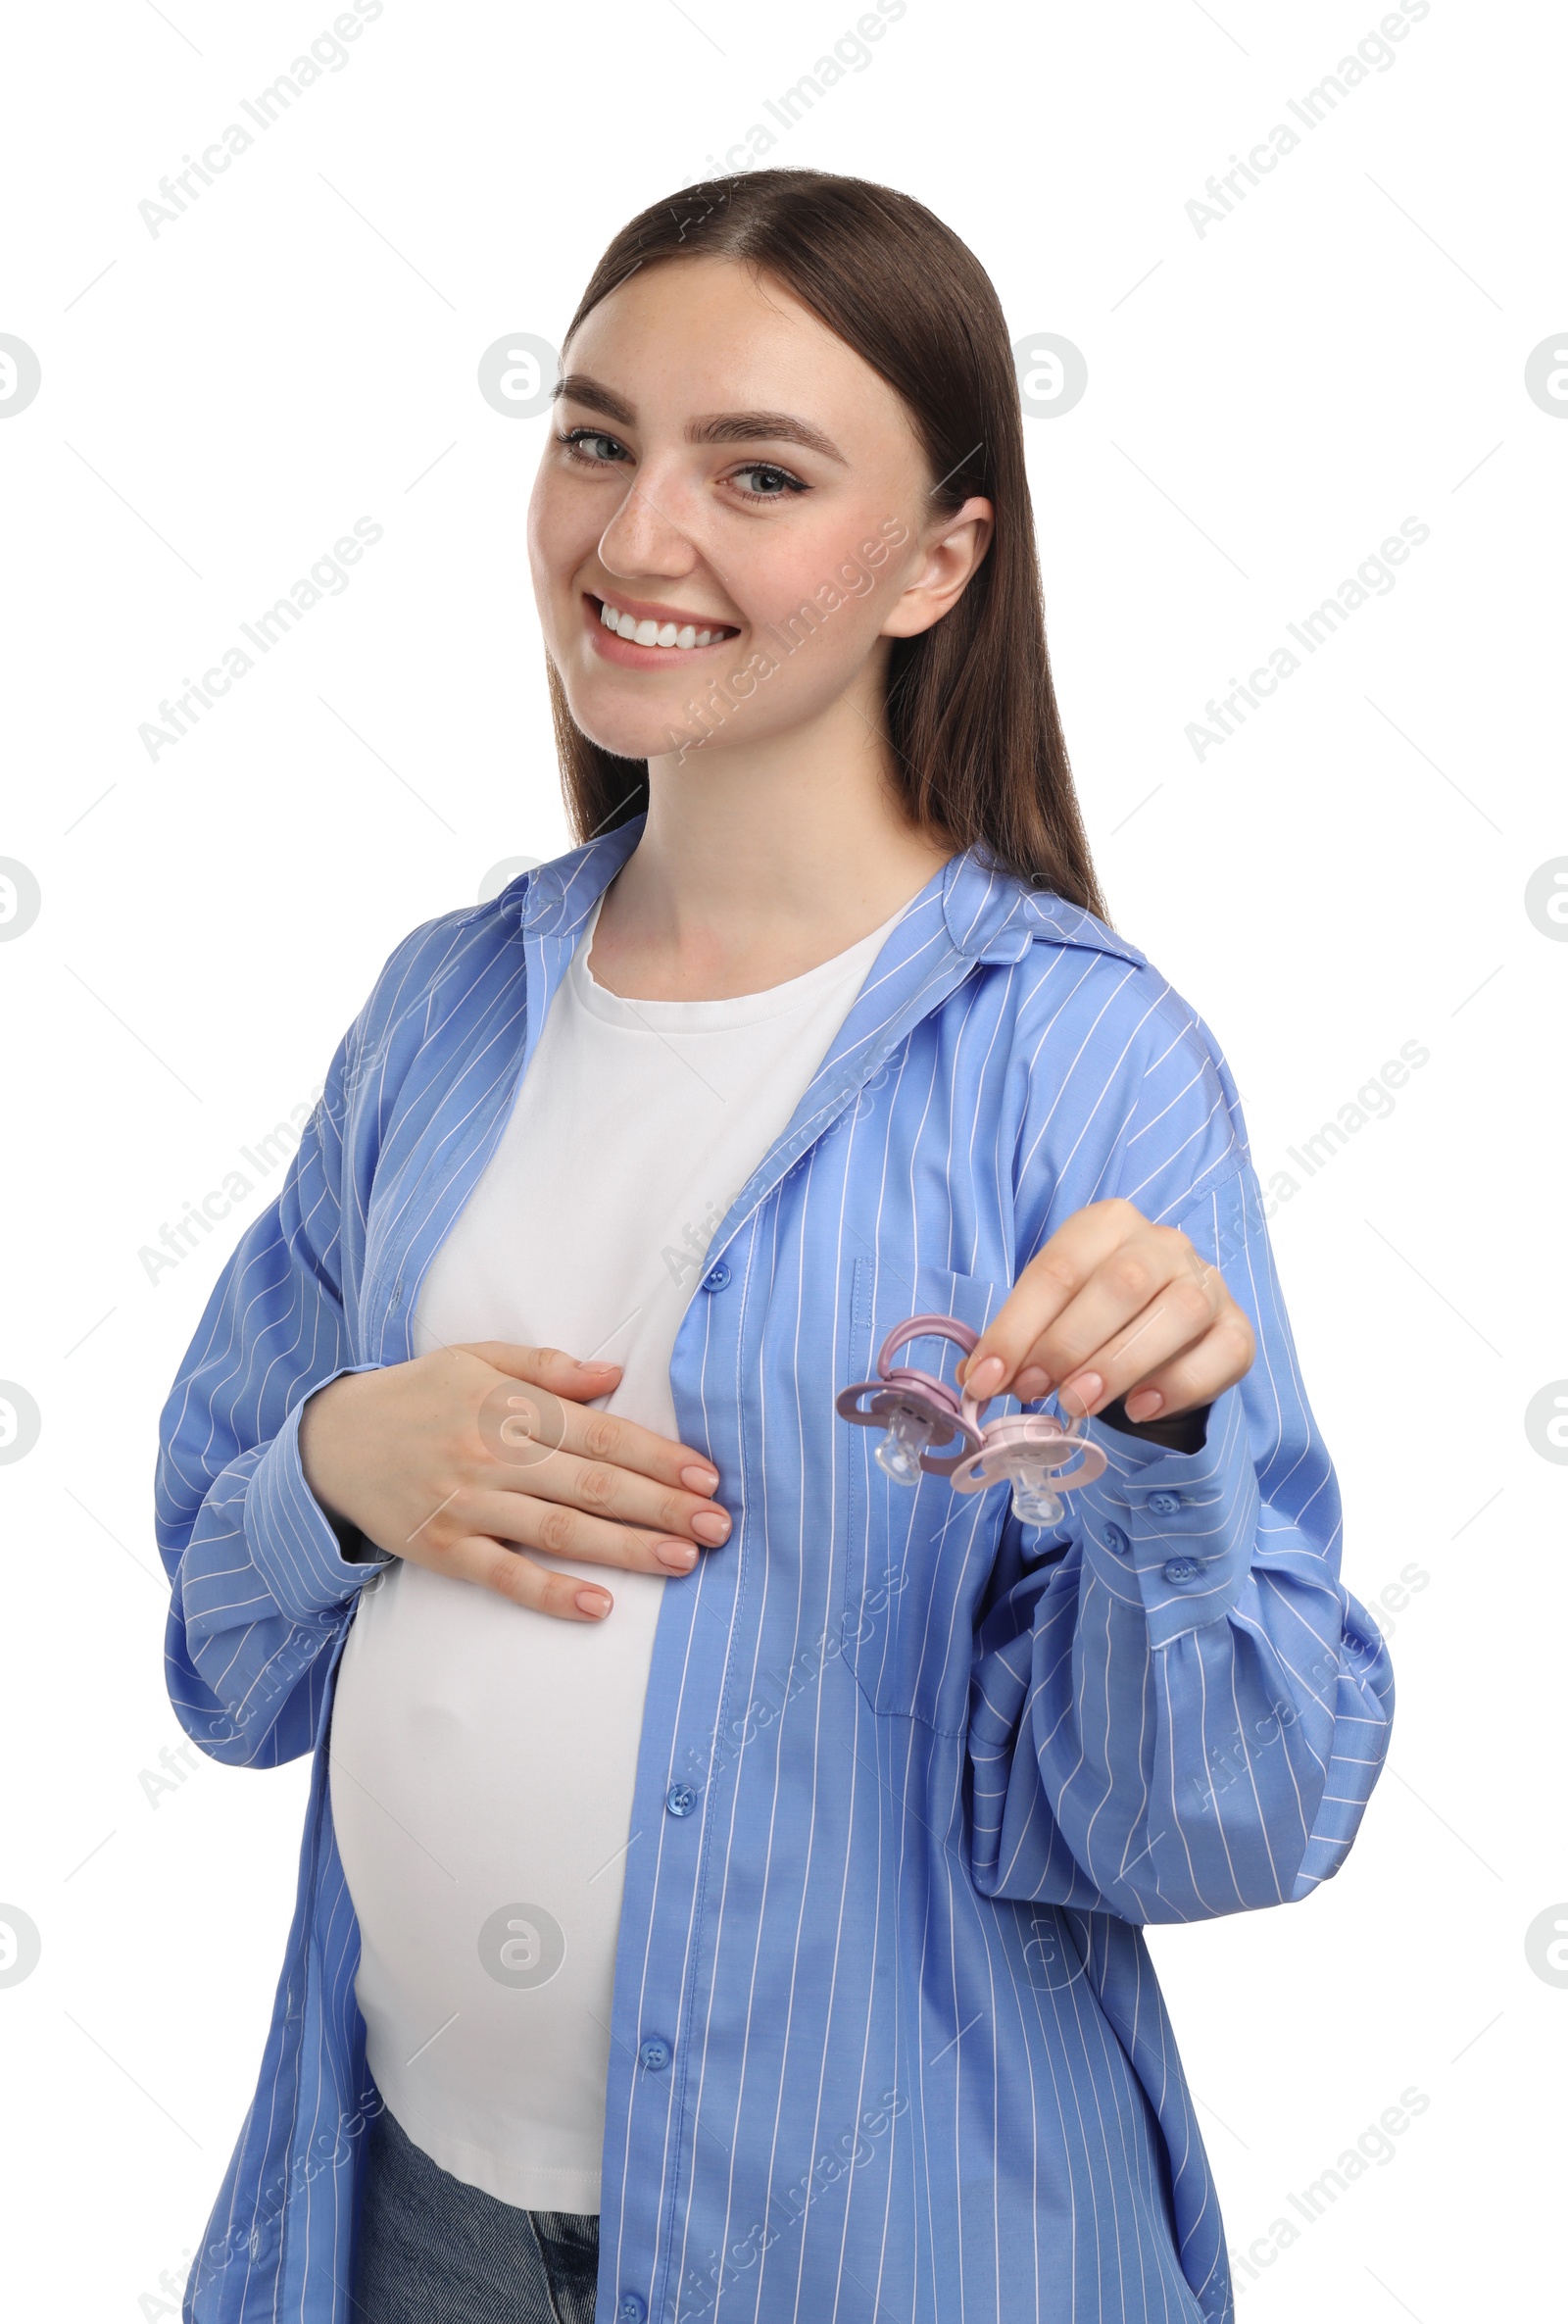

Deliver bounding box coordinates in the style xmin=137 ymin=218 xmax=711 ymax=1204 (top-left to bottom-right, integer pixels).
xmin=880 ymin=496 xmax=994 ymax=640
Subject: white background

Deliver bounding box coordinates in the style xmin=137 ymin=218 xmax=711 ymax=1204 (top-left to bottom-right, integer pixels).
xmin=1 ymin=1 xmax=1562 ymax=2315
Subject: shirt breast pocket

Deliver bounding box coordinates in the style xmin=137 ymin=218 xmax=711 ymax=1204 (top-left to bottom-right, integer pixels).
xmin=840 ymin=1255 xmax=1012 ymax=1733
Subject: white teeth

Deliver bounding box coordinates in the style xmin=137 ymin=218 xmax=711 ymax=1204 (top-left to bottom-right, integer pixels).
xmin=597 ymin=598 xmax=730 ymax=649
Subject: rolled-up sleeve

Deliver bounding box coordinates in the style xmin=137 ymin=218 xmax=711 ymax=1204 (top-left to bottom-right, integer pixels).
xmin=968 ymin=1150 xmax=1395 ymax=1924
xmin=155 ymin=1024 xmax=393 ymax=1771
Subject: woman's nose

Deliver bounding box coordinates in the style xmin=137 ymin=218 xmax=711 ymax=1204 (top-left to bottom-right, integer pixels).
xmin=597 ymin=473 xmax=701 ymax=582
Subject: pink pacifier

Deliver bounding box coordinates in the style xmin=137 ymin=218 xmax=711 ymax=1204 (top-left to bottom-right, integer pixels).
xmin=837 ymin=1312 xmax=1107 ymax=1525
xmin=946 ymin=1383 xmax=1106 ymax=1528
xmin=835 ymin=1313 xmax=986 ymax=1486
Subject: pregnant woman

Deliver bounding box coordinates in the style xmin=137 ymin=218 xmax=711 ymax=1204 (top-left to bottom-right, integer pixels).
xmin=157 ymin=169 xmax=1394 ymax=2324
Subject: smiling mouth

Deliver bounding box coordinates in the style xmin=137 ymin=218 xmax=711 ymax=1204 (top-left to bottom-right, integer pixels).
xmin=588 ymin=591 xmax=741 ymax=653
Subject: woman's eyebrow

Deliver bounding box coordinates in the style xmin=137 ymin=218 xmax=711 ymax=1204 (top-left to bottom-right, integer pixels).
xmin=554 ymin=373 xmax=847 ymax=465
xmin=554 ymin=373 xmax=636 ymax=427
xmin=690 ymin=411 xmax=847 ymax=465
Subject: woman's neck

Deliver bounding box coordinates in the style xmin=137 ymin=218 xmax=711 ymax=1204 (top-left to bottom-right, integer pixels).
xmin=585 ymin=689 xmax=956 ymax=1002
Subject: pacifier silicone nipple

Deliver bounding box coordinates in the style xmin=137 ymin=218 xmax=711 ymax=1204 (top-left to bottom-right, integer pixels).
xmin=1007 ymin=1461 xmax=1066 ymax=1528
xmin=875 ymin=1403 xmax=936 ymax=1486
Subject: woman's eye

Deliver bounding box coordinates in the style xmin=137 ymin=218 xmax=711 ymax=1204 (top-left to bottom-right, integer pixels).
xmin=730 ymin=464 xmax=806 ymax=502
xmin=558 ymin=427 xmax=626 ymax=466
xmin=556 ymin=431 xmax=806 ymax=503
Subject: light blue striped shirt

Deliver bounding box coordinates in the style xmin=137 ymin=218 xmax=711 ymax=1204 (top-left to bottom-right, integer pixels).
xmin=157 ymin=815 xmax=1394 ymax=2323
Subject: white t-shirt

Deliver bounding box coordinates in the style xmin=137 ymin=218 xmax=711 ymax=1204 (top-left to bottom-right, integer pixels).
xmin=327 ymin=887 xmax=905 ymax=2212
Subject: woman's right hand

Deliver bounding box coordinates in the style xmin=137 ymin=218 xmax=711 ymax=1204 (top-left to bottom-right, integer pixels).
xmin=297 ymin=1341 xmax=731 ymax=1622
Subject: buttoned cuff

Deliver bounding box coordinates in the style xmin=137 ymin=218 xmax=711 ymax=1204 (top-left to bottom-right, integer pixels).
xmin=1076 ymin=1384 xmax=1259 ymax=1646
xmin=243 ymin=1364 xmax=394 ymax=1625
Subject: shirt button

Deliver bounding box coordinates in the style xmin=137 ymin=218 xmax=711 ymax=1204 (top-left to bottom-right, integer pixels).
xmin=665 ymin=1783 xmax=698 ymax=1817
xmin=617 ymin=2298 xmax=647 ymax=2324
xmin=1147 ymin=1491 xmax=1182 ymax=1516
xmin=638 ymin=2034 xmax=672 ymax=2071
xmin=701 ymin=1260 xmax=731 ymax=1292
xmin=1102 ymin=1523 xmax=1130 ymax=1557
xmin=1161 ymin=1556 xmax=1200 ymax=1584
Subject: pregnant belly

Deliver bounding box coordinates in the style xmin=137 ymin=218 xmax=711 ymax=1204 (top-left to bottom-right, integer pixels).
xmin=325 ymin=1555 xmax=668 ymax=2164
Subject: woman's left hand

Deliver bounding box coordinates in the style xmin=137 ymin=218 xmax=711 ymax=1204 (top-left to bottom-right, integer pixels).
xmin=956 ymin=1197 xmax=1255 ymax=1424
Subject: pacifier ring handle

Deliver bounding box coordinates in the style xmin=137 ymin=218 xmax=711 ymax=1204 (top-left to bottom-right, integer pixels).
xmin=949 ymin=1429 xmax=1108 ymax=1498
xmin=876 ymin=1313 xmax=980 ymax=1380
xmin=951 ymin=1391 xmax=1108 ymax=1500
xmin=956 ymin=1376 xmax=1080 ymax=1438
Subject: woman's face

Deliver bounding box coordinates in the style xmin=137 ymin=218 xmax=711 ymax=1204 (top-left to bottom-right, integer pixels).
xmin=527 ymin=253 xmax=988 ymax=767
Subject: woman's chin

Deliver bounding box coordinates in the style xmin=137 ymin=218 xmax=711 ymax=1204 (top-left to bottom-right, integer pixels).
xmin=562 ymin=689 xmax=713 ymax=766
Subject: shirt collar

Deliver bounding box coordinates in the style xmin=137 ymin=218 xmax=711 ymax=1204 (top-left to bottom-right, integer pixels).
xmin=515 ymin=814 xmax=645 ymax=935
xmin=514 ymin=811 xmax=1145 ymax=971
xmin=945 ymin=848 xmax=1151 ymax=968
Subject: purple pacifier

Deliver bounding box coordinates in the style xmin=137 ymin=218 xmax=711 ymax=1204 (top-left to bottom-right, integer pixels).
xmin=837 ymin=1310 xmax=1109 ymax=1525
xmin=835 ymin=1313 xmax=986 ymax=1485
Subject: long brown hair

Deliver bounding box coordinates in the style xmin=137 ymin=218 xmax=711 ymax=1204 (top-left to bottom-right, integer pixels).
xmin=547 ymin=168 xmax=1108 ymax=920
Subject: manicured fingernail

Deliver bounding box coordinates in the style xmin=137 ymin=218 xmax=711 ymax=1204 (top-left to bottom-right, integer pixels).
xmin=1059 ymin=1371 xmax=1102 ymax=1417
xmin=657 ymin=1541 xmax=698 ymax=1571
xmin=966 ymin=1355 xmax=1004 ymax=1396
xmin=1125 ymin=1389 xmax=1163 ymax=1421
xmin=681 ymin=1463 xmax=719 ymax=1493
xmin=1014 ymin=1366 xmax=1051 ymax=1401
xmin=576 ymin=1587 xmax=612 ymax=1616
xmin=690 ymin=1509 xmax=730 ymax=1543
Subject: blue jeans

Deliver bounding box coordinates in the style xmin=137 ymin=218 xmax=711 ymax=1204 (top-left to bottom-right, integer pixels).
xmin=351 ymin=2092 xmax=599 ymax=2324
